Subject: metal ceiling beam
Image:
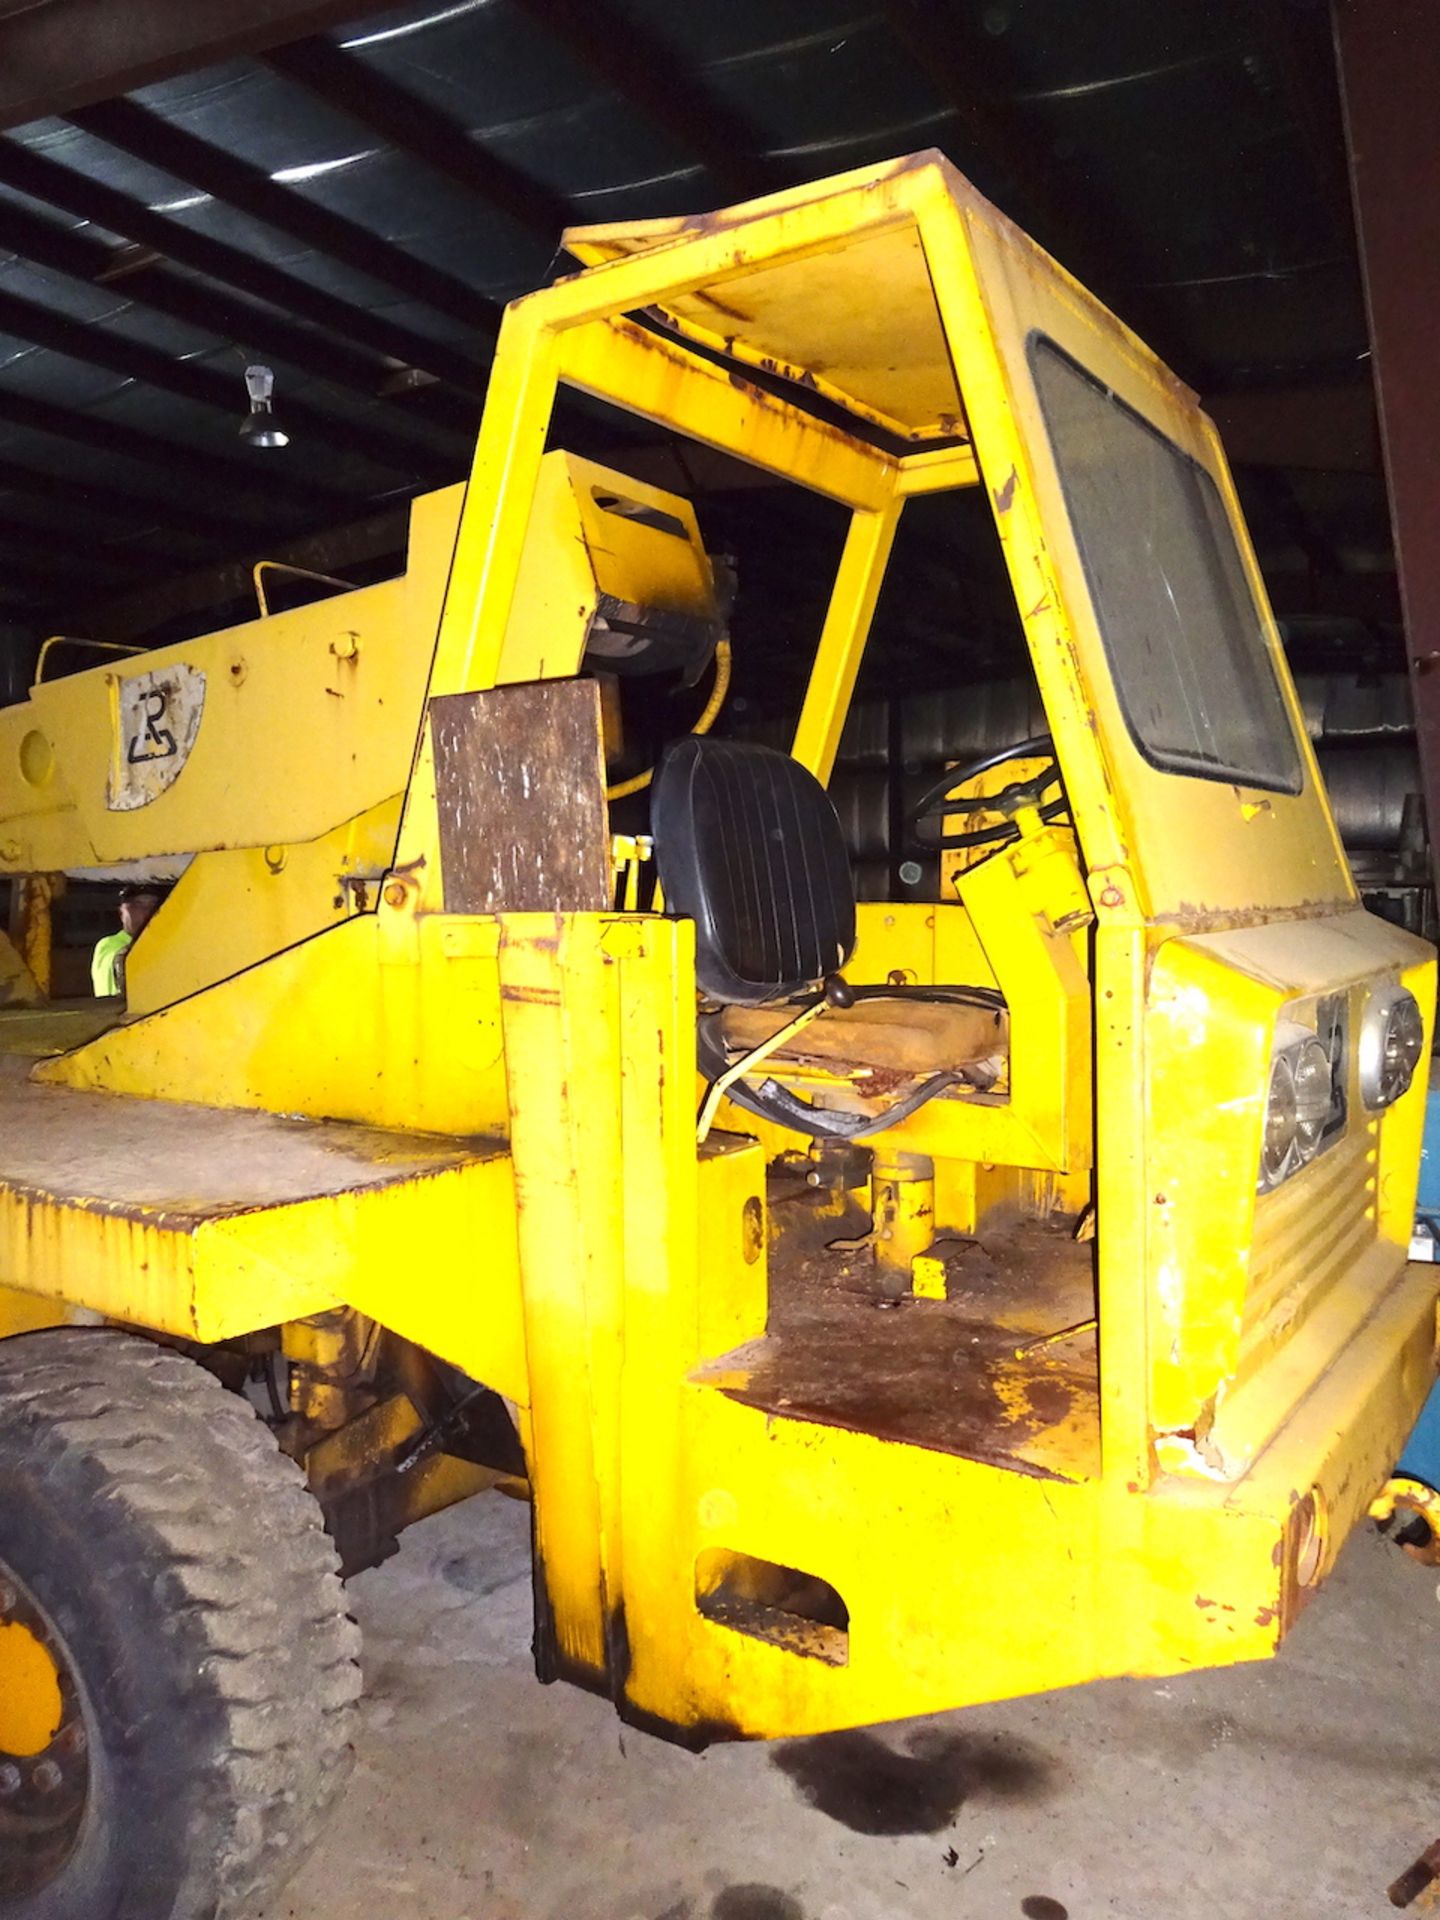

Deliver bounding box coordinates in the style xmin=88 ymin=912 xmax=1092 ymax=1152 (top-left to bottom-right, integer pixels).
xmin=0 ymin=528 xmax=145 ymax=587
xmin=880 ymin=0 xmax=1206 ymax=384
xmin=1334 ymin=2 xmax=1440 ymax=875
xmin=82 ymin=502 xmax=413 ymax=642
xmin=0 ymin=136 xmax=487 ymax=401
xmin=0 ymin=588 xmax=45 ymax=621
xmin=1207 ymin=381 xmax=1378 ymax=473
xmin=0 ymin=446 xmax=252 ymax=546
xmin=0 ymin=380 xmax=347 ymax=523
xmin=1262 ymin=568 xmax=1400 ymax=624
xmin=0 ymin=485 xmax=213 ymax=563
xmin=0 ymin=0 xmax=393 ymax=132
xmin=68 ymin=98 xmax=502 ymax=336
xmin=263 ymin=39 xmax=571 ymax=245
xmin=1244 ymin=468 xmax=1340 ymax=580
xmin=1252 ymin=0 xmax=1355 ymax=248
xmin=509 ymin=0 xmax=771 ymax=201
xmin=0 ymin=196 xmax=474 ymax=472
xmin=0 ymin=279 xmax=455 ymax=493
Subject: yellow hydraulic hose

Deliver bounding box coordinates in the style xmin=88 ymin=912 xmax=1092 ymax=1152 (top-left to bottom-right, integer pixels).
xmin=605 ymin=638 xmax=732 ymax=802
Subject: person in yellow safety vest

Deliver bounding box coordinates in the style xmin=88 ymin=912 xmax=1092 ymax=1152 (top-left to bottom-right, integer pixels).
xmin=91 ymin=884 xmax=162 ymax=999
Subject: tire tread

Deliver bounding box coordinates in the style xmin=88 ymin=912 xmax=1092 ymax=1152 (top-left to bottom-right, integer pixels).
xmin=0 ymin=1329 xmax=359 ymax=1917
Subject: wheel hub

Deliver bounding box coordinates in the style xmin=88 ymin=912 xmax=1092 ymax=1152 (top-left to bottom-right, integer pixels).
xmin=0 ymin=1561 xmax=90 ymax=1899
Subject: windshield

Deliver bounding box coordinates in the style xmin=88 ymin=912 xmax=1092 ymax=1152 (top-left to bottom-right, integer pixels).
xmin=1030 ymin=337 xmax=1302 ymax=795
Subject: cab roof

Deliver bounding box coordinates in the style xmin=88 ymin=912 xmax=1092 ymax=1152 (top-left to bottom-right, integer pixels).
xmin=562 ymin=153 xmax=968 ymax=448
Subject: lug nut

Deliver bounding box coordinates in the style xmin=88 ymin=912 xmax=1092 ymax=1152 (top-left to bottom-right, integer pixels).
xmin=0 ymin=1764 xmax=21 ymax=1798
xmin=31 ymin=1760 xmax=62 ymax=1794
xmin=56 ymin=1722 xmax=87 ymax=1756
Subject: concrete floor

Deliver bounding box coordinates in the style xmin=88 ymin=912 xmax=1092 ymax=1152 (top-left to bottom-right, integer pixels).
xmin=258 ymin=1495 xmax=1440 ymax=1920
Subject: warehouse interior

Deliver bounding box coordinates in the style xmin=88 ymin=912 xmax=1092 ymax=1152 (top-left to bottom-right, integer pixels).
xmin=0 ymin=3 xmax=1437 ymax=1918
xmin=0 ymin=0 xmax=1431 ymax=975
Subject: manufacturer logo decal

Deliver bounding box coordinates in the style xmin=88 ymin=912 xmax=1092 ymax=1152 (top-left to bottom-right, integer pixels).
xmin=108 ymin=662 xmax=206 ymax=810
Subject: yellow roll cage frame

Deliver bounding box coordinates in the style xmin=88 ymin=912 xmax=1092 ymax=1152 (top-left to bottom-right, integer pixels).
xmin=0 ymin=150 xmax=1433 ymax=1742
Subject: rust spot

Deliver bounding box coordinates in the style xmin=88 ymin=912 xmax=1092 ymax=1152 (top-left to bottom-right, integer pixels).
xmin=844 ymin=1064 xmax=918 ymax=1100
xmin=1254 ymin=1605 xmax=1277 ymax=1628
xmin=1388 ymin=1839 xmax=1440 ymax=1909
xmin=1162 ymin=895 xmax=1355 ymax=937
xmin=616 ymin=317 xmax=881 ymax=461
xmin=500 ymin=984 xmax=562 ymax=1006
xmin=691 ymin=287 xmax=749 ymax=324
xmin=1026 ymin=594 xmax=1052 ymax=619
xmin=992 ymin=466 xmax=1018 ymax=513
xmin=1194 ymin=1594 xmax=1217 ymax=1610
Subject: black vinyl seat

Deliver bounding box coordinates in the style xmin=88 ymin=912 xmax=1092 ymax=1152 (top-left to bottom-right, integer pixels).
xmin=652 ymin=737 xmax=1006 ymax=1141
xmin=652 ymin=737 xmax=855 ymax=1006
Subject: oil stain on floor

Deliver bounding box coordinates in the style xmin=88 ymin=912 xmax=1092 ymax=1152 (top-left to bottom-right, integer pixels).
xmin=771 ymin=1727 xmax=1054 ymax=1835
xmin=710 ymin=1889 xmax=806 ymax=1920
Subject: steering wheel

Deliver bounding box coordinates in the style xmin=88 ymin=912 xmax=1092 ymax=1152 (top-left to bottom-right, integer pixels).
xmin=909 ymin=734 xmax=1068 ymax=850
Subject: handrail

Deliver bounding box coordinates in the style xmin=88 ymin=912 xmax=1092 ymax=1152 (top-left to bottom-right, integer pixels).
xmin=252 ymin=560 xmax=352 ymax=618
xmin=35 ymin=635 xmax=147 ymax=683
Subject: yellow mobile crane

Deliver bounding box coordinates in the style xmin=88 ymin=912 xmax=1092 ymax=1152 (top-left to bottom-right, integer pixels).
xmin=0 ymin=152 xmax=1433 ymax=1919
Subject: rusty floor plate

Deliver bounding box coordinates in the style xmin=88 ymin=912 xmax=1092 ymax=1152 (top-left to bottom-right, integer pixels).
xmin=700 ymin=1215 xmax=1100 ymax=1480
xmin=0 ymin=1052 xmax=500 ymax=1224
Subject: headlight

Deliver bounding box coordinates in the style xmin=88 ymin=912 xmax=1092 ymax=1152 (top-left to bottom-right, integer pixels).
xmin=1261 ymin=1049 xmax=1298 ymax=1190
xmin=1291 ymin=1033 xmax=1332 ymax=1155
xmin=1260 ymin=1025 xmax=1334 ymax=1192
xmin=1358 ymin=983 xmax=1425 ymax=1110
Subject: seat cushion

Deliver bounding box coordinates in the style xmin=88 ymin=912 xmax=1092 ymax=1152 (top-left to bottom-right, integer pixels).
xmin=653 ymin=737 xmax=856 ymax=1005
xmin=721 ymin=996 xmax=1008 ymax=1077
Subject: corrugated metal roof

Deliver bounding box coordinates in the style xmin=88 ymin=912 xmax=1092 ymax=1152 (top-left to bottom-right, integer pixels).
xmin=0 ymin=0 xmax=1390 ymax=688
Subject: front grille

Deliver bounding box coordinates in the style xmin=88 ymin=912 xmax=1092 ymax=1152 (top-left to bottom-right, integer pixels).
xmin=1239 ymin=1124 xmax=1378 ymax=1386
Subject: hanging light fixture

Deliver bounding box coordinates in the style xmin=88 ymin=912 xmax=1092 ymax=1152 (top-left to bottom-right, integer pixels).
xmin=239 ymin=364 xmax=289 ymax=449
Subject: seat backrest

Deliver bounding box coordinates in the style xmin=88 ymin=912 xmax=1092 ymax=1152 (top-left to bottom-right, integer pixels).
xmin=652 ymin=737 xmax=856 ymax=1005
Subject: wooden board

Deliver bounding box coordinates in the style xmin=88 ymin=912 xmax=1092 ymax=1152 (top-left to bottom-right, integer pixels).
xmin=722 ymin=996 xmax=1007 ymax=1074
xmin=430 ymin=679 xmax=610 ymax=915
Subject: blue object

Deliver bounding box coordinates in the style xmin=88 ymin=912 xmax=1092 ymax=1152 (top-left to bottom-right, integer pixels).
xmin=1399 ymin=1384 xmax=1440 ymax=1492
xmin=1398 ymin=1067 xmax=1440 ymax=1488
xmin=1416 ymin=1061 xmax=1440 ymax=1222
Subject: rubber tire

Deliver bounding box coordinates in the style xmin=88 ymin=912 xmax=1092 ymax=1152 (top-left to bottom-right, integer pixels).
xmin=0 ymin=1328 xmax=361 ymax=1920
